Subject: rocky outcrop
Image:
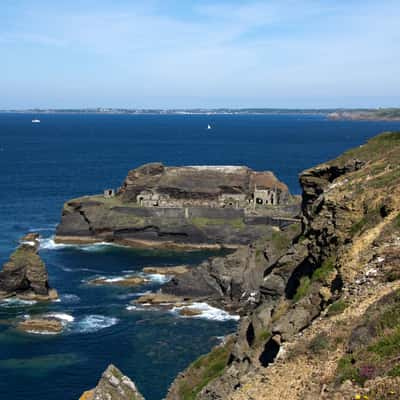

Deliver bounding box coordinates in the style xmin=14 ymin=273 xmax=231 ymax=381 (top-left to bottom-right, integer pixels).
xmin=166 ymin=132 xmax=400 ymax=399
xmin=55 ymin=163 xmax=299 ymax=249
xmin=79 ymin=364 xmax=144 ymax=400
xmin=161 ymin=226 xmax=299 ymax=312
xmin=87 ymin=276 xmax=149 ymax=287
xmin=17 ymin=317 xmax=64 ymax=334
xmin=0 ymin=233 xmax=58 ymax=301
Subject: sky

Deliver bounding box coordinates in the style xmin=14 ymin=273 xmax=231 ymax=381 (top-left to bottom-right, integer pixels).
xmin=1 ymin=0 xmax=399 ymax=109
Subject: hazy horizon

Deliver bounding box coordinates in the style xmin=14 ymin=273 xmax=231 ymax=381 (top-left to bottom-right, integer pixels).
xmin=1 ymin=0 xmax=400 ymax=109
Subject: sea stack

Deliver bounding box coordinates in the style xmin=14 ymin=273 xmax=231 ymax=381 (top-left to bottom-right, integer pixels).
xmin=0 ymin=233 xmax=58 ymax=301
xmin=79 ymin=364 xmax=145 ymax=400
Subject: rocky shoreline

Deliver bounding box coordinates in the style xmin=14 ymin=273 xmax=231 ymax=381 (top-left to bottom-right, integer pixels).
xmin=77 ymin=132 xmax=400 ymax=400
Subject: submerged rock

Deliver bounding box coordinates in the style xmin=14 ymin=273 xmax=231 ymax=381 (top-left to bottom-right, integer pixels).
xmin=0 ymin=233 xmax=58 ymax=301
xmin=87 ymin=276 xmax=148 ymax=287
xmin=17 ymin=318 xmax=64 ymax=334
xmin=134 ymin=292 xmax=189 ymax=307
xmin=79 ymin=364 xmax=145 ymax=400
xmin=142 ymin=265 xmax=189 ymax=275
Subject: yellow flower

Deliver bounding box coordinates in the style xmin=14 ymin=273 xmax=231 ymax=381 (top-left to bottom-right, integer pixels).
xmin=354 ymin=395 xmax=361 ymax=400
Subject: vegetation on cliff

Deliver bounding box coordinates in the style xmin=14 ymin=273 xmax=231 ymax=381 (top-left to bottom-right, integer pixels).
xmin=165 ymin=131 xmax=400 ymax=400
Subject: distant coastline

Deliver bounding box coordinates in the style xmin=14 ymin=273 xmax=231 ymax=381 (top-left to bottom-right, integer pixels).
xmin=1 ymin=107 xmax=400 ymax=120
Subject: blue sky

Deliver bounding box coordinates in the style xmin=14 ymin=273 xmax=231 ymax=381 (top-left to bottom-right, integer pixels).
xmin=1 ymin=0 xmax=399 ymax=109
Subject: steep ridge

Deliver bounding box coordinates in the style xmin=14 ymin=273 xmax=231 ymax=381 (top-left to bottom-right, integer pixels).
xmin=166 ymin=132 xmax=400 ymax=400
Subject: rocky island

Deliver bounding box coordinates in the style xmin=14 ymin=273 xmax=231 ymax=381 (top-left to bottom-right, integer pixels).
xmin=56 ymin=163 xmax=300 ymax=249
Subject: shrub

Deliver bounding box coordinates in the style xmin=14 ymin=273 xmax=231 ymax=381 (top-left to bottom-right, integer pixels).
xmin=312 ymin=256 xmax=336 ymax=282
xmin=327 ymin=300 xmax=348 ymax=316
xmin=293 ymin=276 xmax=311 ymax=302
xmin=309 ymin=333 xmax=329 ymax=354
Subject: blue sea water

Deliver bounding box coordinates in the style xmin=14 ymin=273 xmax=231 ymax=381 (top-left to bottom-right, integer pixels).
xmin=1 ymin=113 xmax=400 ymax=400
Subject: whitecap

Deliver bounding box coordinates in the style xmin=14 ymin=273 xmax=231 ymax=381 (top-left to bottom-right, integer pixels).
xmin=74 ymin=315 xmax=119 ymax=333
xmin=171 ymin=302 xmax=240 ymax=322
xmin=44 ymin=313 xmax=75 ymax=323
xmin=39 ymin=237 xmax=71 ymax=250
xmin=145 ymin=273 xmax=172 ymax=284
xmin=24 ymin=330 xmax=60 ymax=335
xmin=0 ymin=298 xmax=37 ymax=308
xmin=60 ymin=294 xmax=80 ymax=304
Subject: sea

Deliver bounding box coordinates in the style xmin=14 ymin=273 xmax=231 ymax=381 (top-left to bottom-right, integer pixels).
xmin=1 ymin=113 xmax=400 ymax=400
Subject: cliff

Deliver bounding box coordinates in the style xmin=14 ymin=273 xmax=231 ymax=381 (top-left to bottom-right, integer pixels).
xmin=55 ymin=163 xmax=299 ymax=249
xmin=166 ymin=132 xmax=400 ymax=399
xmin=0 ymin=233 xmax=58 ymax=301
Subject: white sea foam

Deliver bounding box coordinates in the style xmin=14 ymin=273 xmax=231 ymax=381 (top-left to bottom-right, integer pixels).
xmin=25 ymin=330 xmax=60 ymax=335
xmin=172 ymin=302 xmax=240 ymax=322
xmin=0 ymin=298 xmax=37 ymax=308
xmin=39 ymin=236 xmax=127 ymax=252
xmin=60 ymin=294 xmax=81 ymax=304
xmin=39 ymin=237 xmax=71 ymax=250
xmin=74 ymin=315 xmax=119 ymax=333
xmin=146 ymin=273 xmax=171 ymax=284
xmin=44 ymin=313 xmax=75 ymax=323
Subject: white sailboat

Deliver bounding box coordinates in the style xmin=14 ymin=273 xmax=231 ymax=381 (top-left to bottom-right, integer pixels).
xmin=32 ymin=119 xmax=41 ymax=124
xmin=207 ymin=124 xmax=212 ymax=130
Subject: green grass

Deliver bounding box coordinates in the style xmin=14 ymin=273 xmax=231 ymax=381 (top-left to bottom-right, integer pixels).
xmin=311 ymin=256 xmax=336 ymax=283
xmin=178 ymin=340 xmax=233 ymax=400
xmin=336 ymin=354 xmax=363 ymax=384
xmin=293 ymin=276 xmax=311 ymax=302
xmin=309 ymin=333 xmax=330 ymax=354
xmin=388 ymin=364 xmax=400 ymax=377
xmin=350 ymin=208 xmax=382 ymax=236
xmin=190 ymin=217 xmax=245 ymax=229
xmin=327 ymin=300 xmax=348 ymax=316
xmin=271 ymin=231 xmax=291 ymax=252
xmin=368 ymin=328 xmax=400 ymax=358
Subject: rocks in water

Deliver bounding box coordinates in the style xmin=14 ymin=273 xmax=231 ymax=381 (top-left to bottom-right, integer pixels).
xmin=17 ymin=318 xmax=64 ymax=334
xmin=177 ymin=307 xmax=203 ymax=317
xmin=142 ymin=265 xmax=189 ymax=275
xmin=134 ymin=292 xmax=189 ymax=307
xmin=87 ymin=276 xmax=149 ymax=287
xmin=0 ymin=233 xmax=58 ymax=301
xmin=79 ymin=364 xmax=144 ymax=400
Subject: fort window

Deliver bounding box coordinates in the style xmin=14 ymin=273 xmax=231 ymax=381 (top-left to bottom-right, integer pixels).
xmin=138 ymin=197 xmax=144 ymax=206
xmin=256 ymin=198 xmax=263 ymax=205
xmin=104 ymin=189 xmax=115 ymax=198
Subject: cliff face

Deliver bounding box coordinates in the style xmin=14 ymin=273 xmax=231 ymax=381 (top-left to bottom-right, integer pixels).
xmin=0 ymin=233 xmax=58 ymax=301
xmin=167 ymin=132 xmax=400 ymax=400
xmin=55 ymin=163 xmax=299 ymax=249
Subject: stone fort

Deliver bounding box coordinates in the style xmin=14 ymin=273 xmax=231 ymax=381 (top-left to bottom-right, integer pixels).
xmin=106 ymin=163 xmax=291 ymax=211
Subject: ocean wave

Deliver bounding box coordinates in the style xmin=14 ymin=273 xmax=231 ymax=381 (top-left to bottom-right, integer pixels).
xmin=39 ymin=237 xmax=127 ymax=252
xmin=73 ymin=315 xmax=119 ymax=333
xmin=24 ymin=330 xmax=60 ymax=335
xmin=44 ymin=313 xmax=75 ymax=323
xmin=39 ymin=237 xmax=72 ymax=250
xmin=171 ymin=302 xmax=240 ymax=322
xmin=60 ymin=294 xmax=81 ymax=304
xmin=145 ymin=273 xmax=171 ymax=284
xmin=0 ymin=298 xmax=37 ymax=308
